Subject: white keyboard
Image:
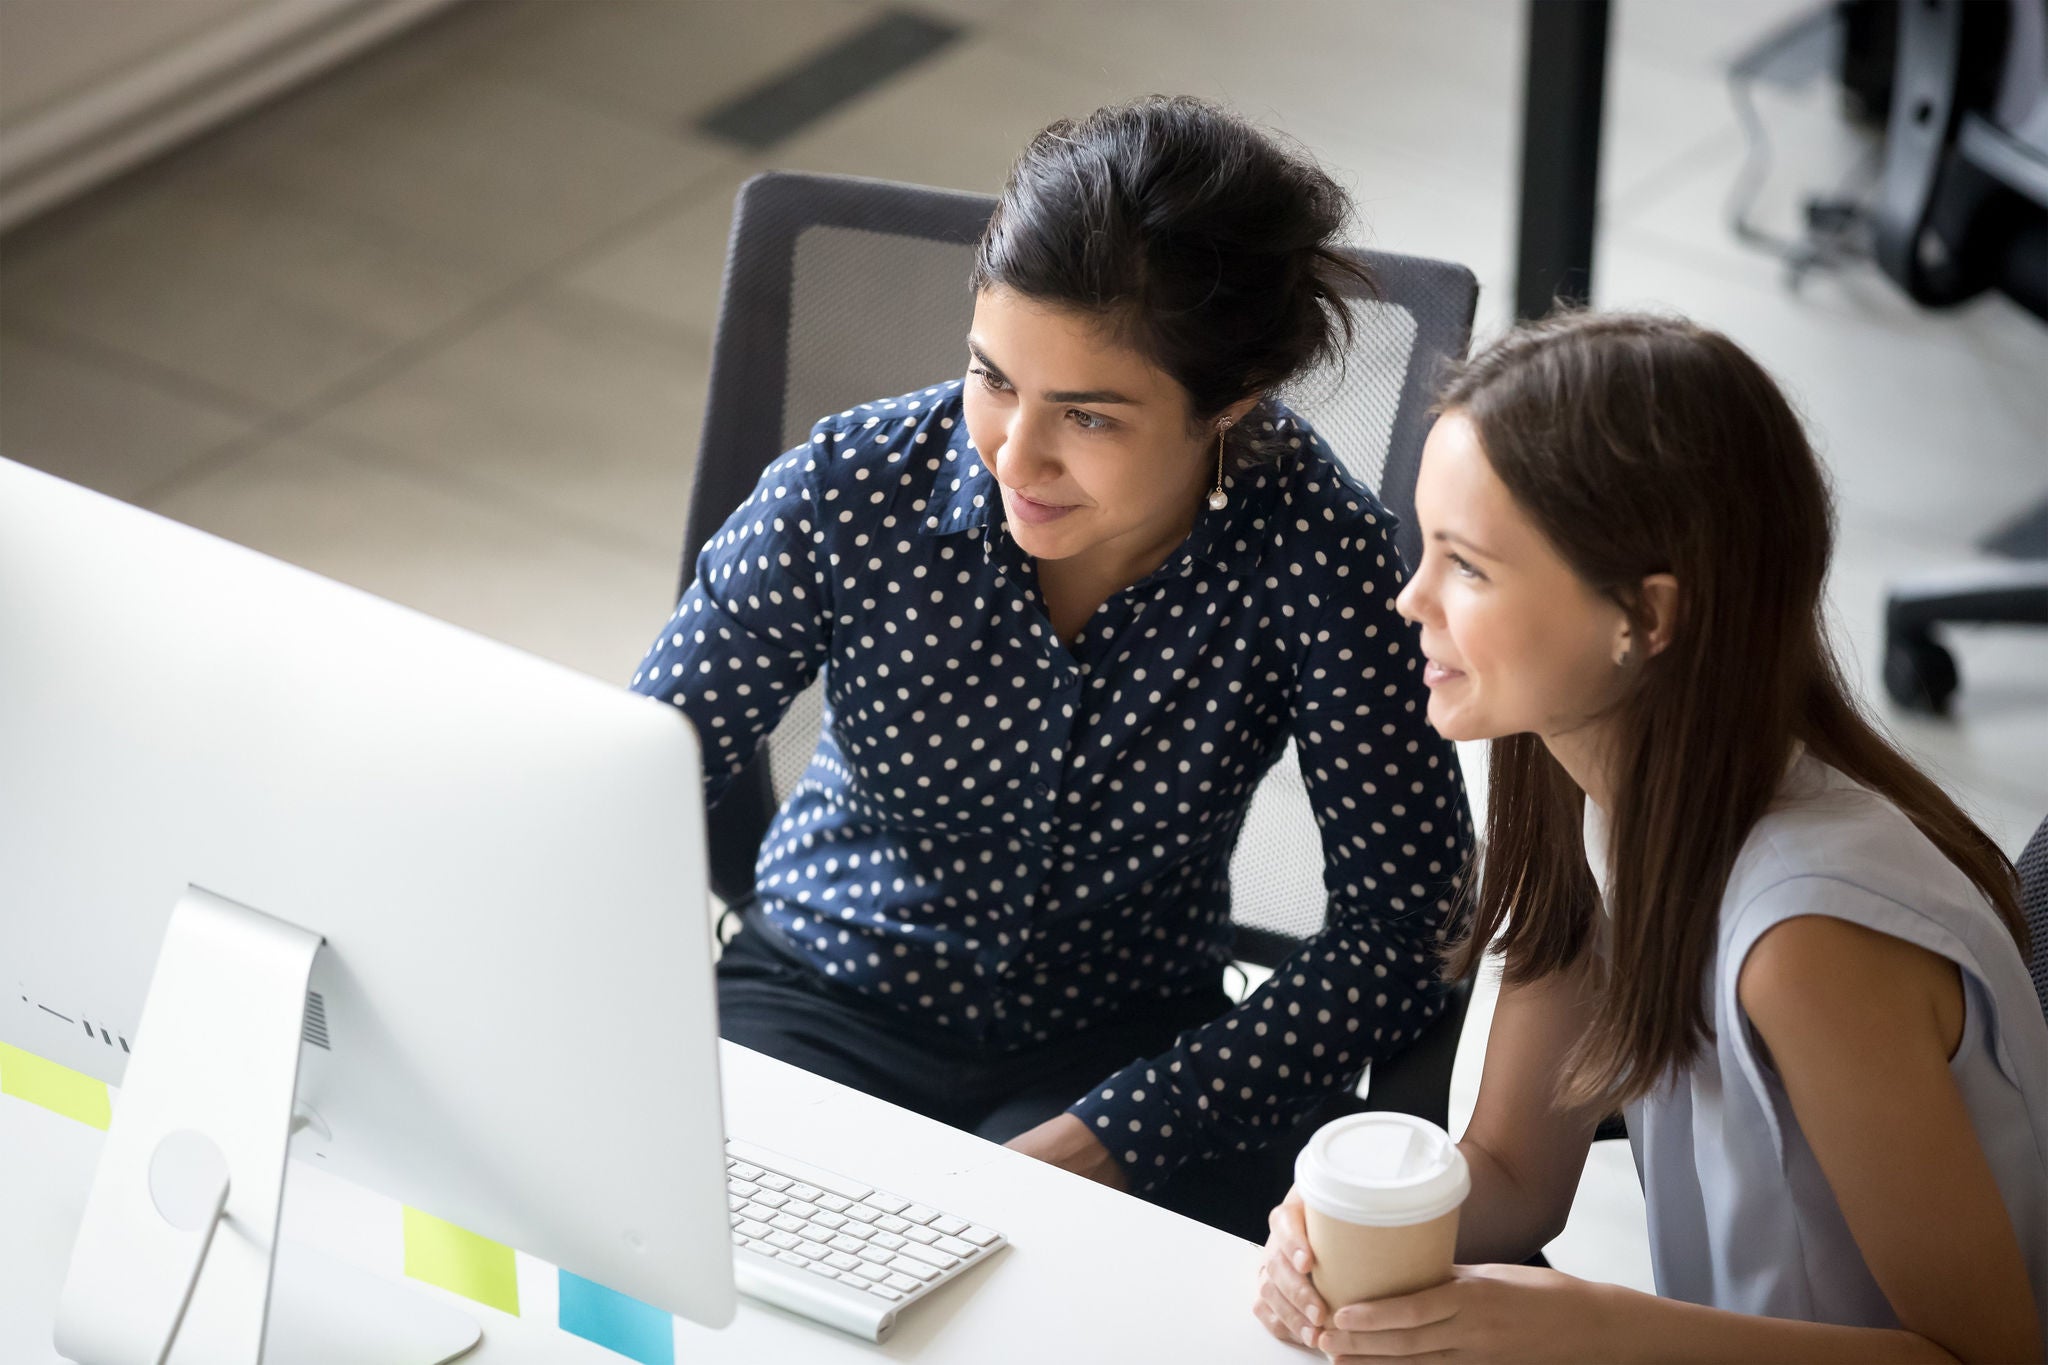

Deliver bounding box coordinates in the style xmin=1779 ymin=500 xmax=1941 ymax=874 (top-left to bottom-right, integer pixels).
xmin=725 ymin=1137 xmax=1007 ymax=1343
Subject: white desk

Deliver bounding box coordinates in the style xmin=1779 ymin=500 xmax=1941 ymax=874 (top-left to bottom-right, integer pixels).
xmin=2 ymin=1041 xmax=1303 ymax=1363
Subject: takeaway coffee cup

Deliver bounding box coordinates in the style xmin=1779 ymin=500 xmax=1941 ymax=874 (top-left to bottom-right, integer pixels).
xmin=1293 ymin=1112 xmax=1470 ymax=1306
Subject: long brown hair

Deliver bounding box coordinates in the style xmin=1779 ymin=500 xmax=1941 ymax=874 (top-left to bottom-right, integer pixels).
xmin=1439 ymin=312 xmax=2025 ymax=1109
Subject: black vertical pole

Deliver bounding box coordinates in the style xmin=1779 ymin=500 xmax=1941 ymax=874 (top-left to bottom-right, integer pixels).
xmin=1515 ymin=0 xmax=1611 ymax=319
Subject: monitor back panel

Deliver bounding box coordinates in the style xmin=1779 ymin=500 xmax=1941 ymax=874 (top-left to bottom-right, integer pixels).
xmin=0 ymin=459 xmax=733 ymax=1324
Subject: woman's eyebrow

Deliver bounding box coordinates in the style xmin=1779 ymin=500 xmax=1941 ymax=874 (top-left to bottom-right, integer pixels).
xmin=967 ymin=338 xmax=1142 ymax=406
xmin=1433 ymin=529 xmax=1503 ymax=561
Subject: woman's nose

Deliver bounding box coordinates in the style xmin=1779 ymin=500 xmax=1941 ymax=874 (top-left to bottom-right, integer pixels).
xmin=1394 ymin=567 xmax=1429 ymax=625
xmin=995 ymin=413 xmax=1058 ymax=486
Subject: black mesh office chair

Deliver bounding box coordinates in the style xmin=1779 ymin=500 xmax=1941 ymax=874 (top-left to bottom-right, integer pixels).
xmin=2020 ymin=817 xmax=2048 ymax=1021
xmin=674 ymin=171 xmax=1481 ymax=1234
xmin=1873 ymin=0 xmax=2048 ymax=713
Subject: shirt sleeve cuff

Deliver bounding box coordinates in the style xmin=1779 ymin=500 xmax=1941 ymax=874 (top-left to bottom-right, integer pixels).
xmin=1065 ymin=1056 xmax=1197 ymax=1196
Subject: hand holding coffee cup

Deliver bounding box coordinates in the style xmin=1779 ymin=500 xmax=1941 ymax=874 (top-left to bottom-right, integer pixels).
xmin=1255 ymin=1113 xmax=1470 ymax=1346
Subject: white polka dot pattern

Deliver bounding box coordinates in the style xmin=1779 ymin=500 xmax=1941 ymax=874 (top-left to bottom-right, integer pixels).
xmin=631 ymin=381 xmax=1472 ymax=1191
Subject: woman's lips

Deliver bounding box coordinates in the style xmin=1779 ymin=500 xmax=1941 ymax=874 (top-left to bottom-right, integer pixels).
xmin=1007 ymin=488 xmax=1079 ymax=526
xmin=1423 ymin=659 xmax=1467 ymax=688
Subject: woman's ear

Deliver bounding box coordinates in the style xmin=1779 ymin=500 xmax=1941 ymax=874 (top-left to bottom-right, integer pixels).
xmin=1217 ymin=394 xmax=1263 ymax=431
xmin=1636 ymin=573 xmax=1681 ymax=659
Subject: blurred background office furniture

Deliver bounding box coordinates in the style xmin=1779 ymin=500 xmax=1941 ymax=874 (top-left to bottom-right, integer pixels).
xmin=674 ymin=169 xmax=1480 ymax=1241
xmin=1515 ymin=0 xmax=1612 ymax=317
xmin=1867 ymin=0 xmax=2048 ymax=714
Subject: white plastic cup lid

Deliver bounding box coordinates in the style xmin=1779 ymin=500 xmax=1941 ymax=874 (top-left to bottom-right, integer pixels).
xmin=1294 ymin=1112 xmax=1470 ymax=1227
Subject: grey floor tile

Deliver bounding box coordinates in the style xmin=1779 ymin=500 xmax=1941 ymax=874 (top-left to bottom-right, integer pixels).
xmin=203 ymin=61 xmax=738 ymax=281
xmin=451 ymin=0 xmax=888 ymax=133
xmin=0 ymin=164 xmax=492 ymax=411
xmin=0 ymin=329 xmax=264 ymax=503
xmin=1596 ymin=239 xmax=2048 ymax=545
xmin=146 ymin=428 xmax=679 ymax=683
xmin=310 ymin=288 xmax=710 ymax=557
xmin=1611 ymin=0 xmax=1815 ymax=79
xmin=555 ymin=164 xmax=758 ymax=339
xmin=1825 ymin=523 xmax=2048 ymax=854
xmin=768 ymin=30 xmax=1128 ymax=193
xmin=948 ymin=0 xmax=1525 ymax=187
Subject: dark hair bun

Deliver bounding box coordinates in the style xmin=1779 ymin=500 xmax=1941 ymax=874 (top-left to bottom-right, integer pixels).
xmin=972 ymin=95 xmax=1372 ymax=450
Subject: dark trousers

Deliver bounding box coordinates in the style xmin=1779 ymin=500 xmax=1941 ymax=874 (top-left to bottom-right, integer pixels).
xmin=715 ymin=909 xmax=1361 ymax=1243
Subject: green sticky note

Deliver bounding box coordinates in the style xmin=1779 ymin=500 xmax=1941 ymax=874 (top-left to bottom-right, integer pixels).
xmin=403 ymin=1207 xmax=520 ymax=1317
xmin=0 ymin=1042 xmax=111 ymax=1130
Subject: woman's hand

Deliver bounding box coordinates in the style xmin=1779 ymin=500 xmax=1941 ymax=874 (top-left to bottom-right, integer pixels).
xmin=1305 ymin=1263 xmax=1615 ymax=1363
xmin=1254 ymin=1187 xmax=1335 ymax=1349
xmin=1003 ymin=1112 xmax=1128 ymax=1190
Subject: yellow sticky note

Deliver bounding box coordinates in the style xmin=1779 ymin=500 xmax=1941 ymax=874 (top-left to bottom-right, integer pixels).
xmin=403 ymin=1206 xmax=520 ymax=1317
xmin=0 ymin=1042 xmax=111 ymax=1130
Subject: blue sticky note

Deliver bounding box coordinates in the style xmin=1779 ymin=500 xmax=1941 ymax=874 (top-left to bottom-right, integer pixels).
xmin=557 ymin=1270 xmax=674 ymax=1365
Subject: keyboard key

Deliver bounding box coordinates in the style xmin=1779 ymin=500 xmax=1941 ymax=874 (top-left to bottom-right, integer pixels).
xmin=871 ymin=1231 xmax=907 ymax=1252
xmin=828 ymin=1234 xmax=867 ymax=1255
xmin=936 ymin=1235 xmax=976 ymax=1258
xmin=729 ymin=1162 xmax=764 ymax=1181
xmin=739 ymin=1201 xmax=780 ymax=1223
xmin=797 ymin=1238 xmax=833 ymax=1260
xmin=898 ymin=1242 xmax=958 ymax=1270
xmin=836 ymin=1223 xmax=875 ymax=1242
xmin=883 ymin=1272 xmax=923 ymax=1294
xmin=755 ymin=1174 xmax=793 ymax=1192
xmin=816 ymin=1194 xmax=852 ymax=1213
xmin=766 ymin=1232 xmax=801 ymax=1251
xmin=960 ymin=1226 xmax=1000 ymax=1247
xmin=857 ymin=1245 xmax=894 ymax=1265
xmin=735 ymin=1219 xmax=771 ymax=1239
xmin=871 ymin=1285 xmax=904 ymax=1301
xmin=875 ymin=1214 xmax=911 ymax=1234
xmin=887 ymin=1256 xmax=939 ymax=1282
xmin=728 ymin=1194 xmax=746 ymax=1212
xmin=811 ymin=1211 xmax=847 ymax=1231
xmin=842 ymin=1205 xmax=880 ymax=1224
xmin=790 ymin=1183 xmax=823 ymax=1201
xmin=899 ymin=1204 xmax=938 ymax=1225
xmin=723 ymin=1141 xmax=870 ymax=1201
xmin=931 ymin=1215 xmax=969 ymax=1237
xmin=827 ymin=1252 xmax=861 ymax=1272
xmin=771 ymin=1214 xmax=805 ymax=1234
xmin=864 ymin=1194 xmax=910 ymax=1215
xmin=752 ymin=1191 xmax=789 ymax=1210
xmin=851 ymin=1262 xmax=891 ymax=1283
xmin=776 ymin=1249 xmax=809 ymax=1268
xmin=729 ymin=1179 xmax=760 ymax=1199
xmin=784 ymin=1199 xmax=819 ymax=1220
xmin=804 ymin=1260 xmax=841 ymax=1280
xmin=903 ymin=1226 xmax=939 ymax=1245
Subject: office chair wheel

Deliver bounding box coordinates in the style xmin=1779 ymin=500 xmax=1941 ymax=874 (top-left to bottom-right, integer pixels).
xmin=1883 ymin=635 xmax=1958 ymax=716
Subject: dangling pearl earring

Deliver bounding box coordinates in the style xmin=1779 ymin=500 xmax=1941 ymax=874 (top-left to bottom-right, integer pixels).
xmin=1207 ymin=420 xmax=1233 ymax=511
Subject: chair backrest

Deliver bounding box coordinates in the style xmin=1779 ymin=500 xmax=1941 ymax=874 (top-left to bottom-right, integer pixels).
xmin=679 ymin=171 xmax=1479 ymax=970
xmin=2020 ymin=815 xmax=2048 ymax=1022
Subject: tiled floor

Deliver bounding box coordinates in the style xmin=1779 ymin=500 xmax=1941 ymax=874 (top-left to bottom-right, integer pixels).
xmin=4 ymin=0 xmax=2044 ymax=1293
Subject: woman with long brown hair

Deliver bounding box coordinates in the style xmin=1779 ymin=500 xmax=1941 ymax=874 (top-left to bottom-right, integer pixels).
xmin=1253 ymin=312 xmax=2046 ymax=1361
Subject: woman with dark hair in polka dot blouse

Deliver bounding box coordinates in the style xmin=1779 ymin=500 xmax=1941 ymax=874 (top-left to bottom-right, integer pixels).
xmin=631 ymin=97 xmax=1472 ymax=1235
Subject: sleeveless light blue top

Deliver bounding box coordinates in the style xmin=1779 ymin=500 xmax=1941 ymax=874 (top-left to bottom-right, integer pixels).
xmin=1586 ymin=754 xmax=2048 ymax=1348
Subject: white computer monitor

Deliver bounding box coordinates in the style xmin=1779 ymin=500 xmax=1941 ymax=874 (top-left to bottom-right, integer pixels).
xmin=0 ymin=458 xmax=735 ymax=1362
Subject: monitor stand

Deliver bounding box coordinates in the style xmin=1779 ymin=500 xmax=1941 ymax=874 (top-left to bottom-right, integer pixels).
xmin=51 ymin=886 xmax=481 ymax=1364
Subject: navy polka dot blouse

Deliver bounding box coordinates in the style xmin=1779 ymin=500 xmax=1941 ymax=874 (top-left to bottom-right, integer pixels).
xmin=632 ymin=380 xmax=1472 ymax=1191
